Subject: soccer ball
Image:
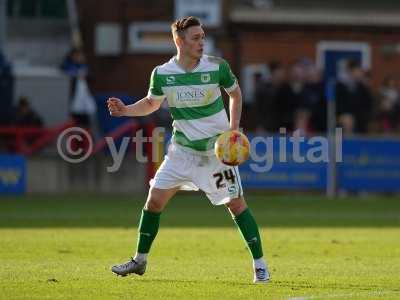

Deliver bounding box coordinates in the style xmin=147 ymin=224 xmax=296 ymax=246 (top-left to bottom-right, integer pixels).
xmin=214 ymin=130 xmax=250 ymax=166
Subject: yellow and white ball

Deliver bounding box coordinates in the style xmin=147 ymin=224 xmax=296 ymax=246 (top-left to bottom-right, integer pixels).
xmin=214 ymin=130 xmax=250 ymax=166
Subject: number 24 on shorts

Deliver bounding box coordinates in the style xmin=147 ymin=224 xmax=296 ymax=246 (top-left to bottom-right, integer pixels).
xmin=213 ymin=169 xmax=236 ymax=189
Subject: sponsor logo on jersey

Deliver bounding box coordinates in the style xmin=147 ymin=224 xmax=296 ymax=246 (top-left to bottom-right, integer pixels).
xmin=166 ymin=76 xmax=175 ymax=85
xmin=228 ymin=185 xmax=237 ymax=196
xmin=201 ymin=73 xmax=211 ymax=83
xmin=177 ymin=90 xmax=206 ymax=102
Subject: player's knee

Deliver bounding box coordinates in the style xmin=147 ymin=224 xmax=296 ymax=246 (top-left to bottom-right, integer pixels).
xmin=144 ymin=197 xmax=164 ymax=212
xmin=226 ymin=197 xmax=247 ymax=216
xmin=144 ymin=188 xmax=168 ymax=212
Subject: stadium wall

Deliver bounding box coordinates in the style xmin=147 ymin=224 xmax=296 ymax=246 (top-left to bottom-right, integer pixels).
xmin=26 ymin=156 xmax=146 ymax=194
xmin=74 ymin=0 xmax=400 ymax=96
xmin=234 ymin=24 xmax=400 ymax=90
xmin=75 ymin=0 xmax=232 ymax=97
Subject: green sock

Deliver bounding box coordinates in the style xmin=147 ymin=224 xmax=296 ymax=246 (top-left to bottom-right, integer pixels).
xmin=136 ymin=209 xmax=161 ymax=254
xmin=233 ymin=208 xmax=264 ymax=259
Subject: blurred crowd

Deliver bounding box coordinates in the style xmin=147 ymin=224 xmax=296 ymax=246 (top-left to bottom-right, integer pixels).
xmin=248 ymin=58 xmax=400 ymax=136
xmin=0 ymin=50 xmax=44 ymax=128
xmin=2 ymin=48 xmax=400 ymax=147
xmin=0 ymin=47 xmax=95 ymax=130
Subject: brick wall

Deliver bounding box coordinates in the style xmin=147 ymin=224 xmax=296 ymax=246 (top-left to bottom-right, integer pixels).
xmin=76 ymin=1 xmax=400 ymax=96
xmin=235 ymin=25 xmax=400 ymax=89
xmin=77 ymin=0 xmax=174 ymax=97
xmin=77 ymin=0 xmax=231 ymax=98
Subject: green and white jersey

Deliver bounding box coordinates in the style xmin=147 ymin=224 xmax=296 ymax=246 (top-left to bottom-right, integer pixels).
xmin=148 ymin=55 xmax=238 ymax=155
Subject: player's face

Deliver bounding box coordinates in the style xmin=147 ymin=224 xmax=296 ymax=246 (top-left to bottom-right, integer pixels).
xmin=181 ymin=26 xmax=205 ymax=60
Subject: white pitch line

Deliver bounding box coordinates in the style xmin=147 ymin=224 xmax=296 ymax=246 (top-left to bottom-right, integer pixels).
xmin=287 ymin=290 xmax=394 ymax=300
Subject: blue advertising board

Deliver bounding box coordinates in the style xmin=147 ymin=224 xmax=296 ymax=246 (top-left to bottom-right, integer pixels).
xmin=239 ymin=135 xmax=327 ymax=190
xmin=239 ymin=135 xmax=400 ymax=192
xmin=0 ymin=155 xmax=26 ymax=195
xmin=338 ymin=138 xmax=400 ymax=192
xmin=163 ymin=133 xmax=400 ymax=192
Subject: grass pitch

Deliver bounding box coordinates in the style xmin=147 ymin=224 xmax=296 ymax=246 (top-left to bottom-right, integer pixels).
xmin=0 ymin=193 xmax=399 ymax=300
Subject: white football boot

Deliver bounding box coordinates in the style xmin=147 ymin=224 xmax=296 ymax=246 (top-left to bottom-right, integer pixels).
xmin=111 ymin=258 xmax=147 ymax=277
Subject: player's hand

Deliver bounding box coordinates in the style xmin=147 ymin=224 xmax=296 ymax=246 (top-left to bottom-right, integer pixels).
xmin=107 ymin=97 xmax=127 ymax=117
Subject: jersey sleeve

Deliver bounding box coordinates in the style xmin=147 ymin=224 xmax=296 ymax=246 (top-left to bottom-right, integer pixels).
xmin=219 ymin=59 xmax=238 ymax=93
xmin=147 ymin=67 xmax=165 ymax=101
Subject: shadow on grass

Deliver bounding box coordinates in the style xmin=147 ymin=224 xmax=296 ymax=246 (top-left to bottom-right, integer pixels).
xmin=0 ymin=193 xmax=399 ymax=228
xmin=114 ymin=277 xmax=400 ymax=292
xmin=273 ymin=280 xmax=400 ymax=292
xmin=133 ymin=277 xmax=254 ymax=287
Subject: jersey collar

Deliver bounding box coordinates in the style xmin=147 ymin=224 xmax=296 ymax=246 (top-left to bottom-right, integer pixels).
xmin=172 ymin=55 xmax=204 ymax=73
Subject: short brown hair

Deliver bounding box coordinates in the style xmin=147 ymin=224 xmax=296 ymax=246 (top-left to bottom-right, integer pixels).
xmin=171 ymin=16 xmax=201 ymax=38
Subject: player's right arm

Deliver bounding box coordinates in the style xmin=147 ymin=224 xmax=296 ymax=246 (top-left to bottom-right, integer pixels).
xmin=107 ymin=96 xmax=161 ymax=117
xmin=107 ymin=67 xmax=165 ymax=117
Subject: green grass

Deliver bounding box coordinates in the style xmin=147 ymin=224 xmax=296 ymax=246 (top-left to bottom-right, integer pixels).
xmin=0 ymin=193 xmax=399 ymax=300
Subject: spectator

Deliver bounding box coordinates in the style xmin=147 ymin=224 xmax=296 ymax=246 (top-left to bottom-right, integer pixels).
xmin=61 ymin=48 xmax=88 ymax=82
xmin=377 ymin=76 xmax=400 ymax=132
xmin=303 ymin=64 xmax=326 ymax=134
xmin=276 ymin=61 xmax=307 ymax=132
xmin=336 ymin=60 xmax=374 ymax=134
xmin=14 ymin=96 xmax=43 ymax=127
xmin=0 ymin=51 xmax=14 ymax=125
xmin=255 ymin=61 xmax=286 ymax=133
xmin=61 ymin=48 xmax=95 ymax=129
xmin=251 ymin=71 xmax=266 ymax=131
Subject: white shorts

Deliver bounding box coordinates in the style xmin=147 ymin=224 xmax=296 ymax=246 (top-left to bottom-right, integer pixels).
xmin=150 ymin=143 xmax=244 ymax=205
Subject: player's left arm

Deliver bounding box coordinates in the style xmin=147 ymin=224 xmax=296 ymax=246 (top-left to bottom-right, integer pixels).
xmin=227 ymin=86 xmax=242 ymax=131
xmin=220 ymin=59 xmax=242 ymax=131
